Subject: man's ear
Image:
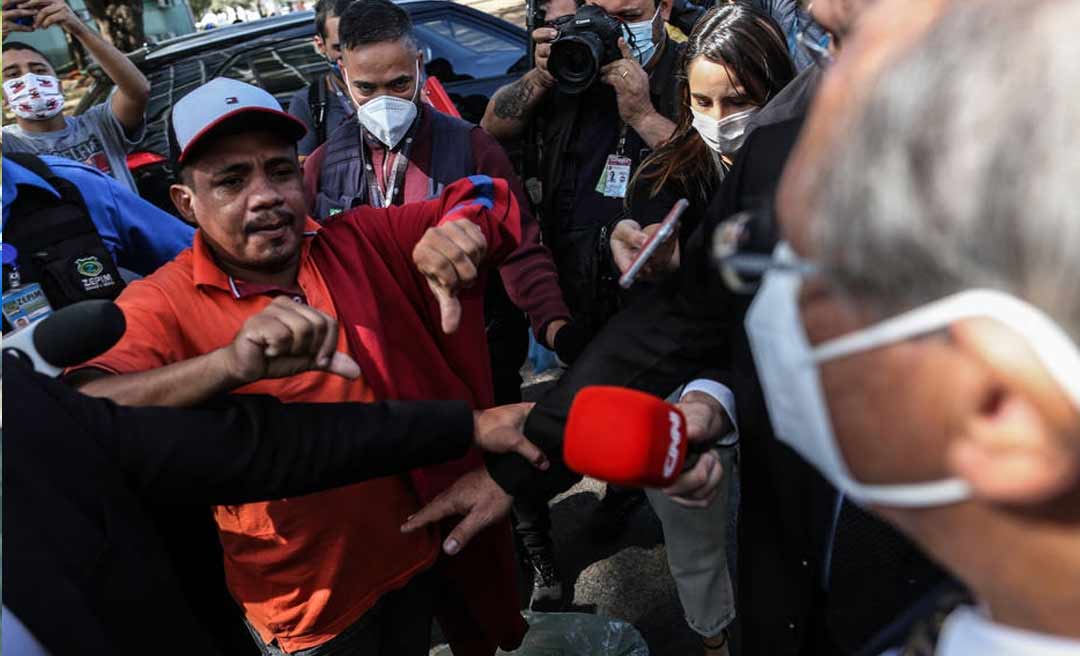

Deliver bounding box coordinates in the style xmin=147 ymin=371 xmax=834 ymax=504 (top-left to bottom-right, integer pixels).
xmin=946 ymin=318 xmax=1080 ymax=504
xmin=169 ymin=183 xmax=198 ymax=227
xmin=313 ymin=34 xmax=326 ymax=56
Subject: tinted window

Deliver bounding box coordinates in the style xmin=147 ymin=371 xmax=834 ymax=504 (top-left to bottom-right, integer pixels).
xmin=414 ymin=13 xmax=524 ymax=81
xmin=221 ymin=37 xmax=330 ymax=107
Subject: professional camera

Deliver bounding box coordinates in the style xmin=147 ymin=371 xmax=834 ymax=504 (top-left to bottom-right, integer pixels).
xmin=548 ymin=5 xmax=625 ymax=95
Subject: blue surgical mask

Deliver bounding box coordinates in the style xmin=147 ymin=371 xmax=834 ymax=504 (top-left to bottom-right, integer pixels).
xmin=622 ymin=5 xmax=661 ymax=66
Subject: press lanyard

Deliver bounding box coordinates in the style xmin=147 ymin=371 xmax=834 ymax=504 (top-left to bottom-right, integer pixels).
xmin=363 ymin=133 xmax=415 ymax=208
xmin=615 ymin=122 xmax=628 ymax=157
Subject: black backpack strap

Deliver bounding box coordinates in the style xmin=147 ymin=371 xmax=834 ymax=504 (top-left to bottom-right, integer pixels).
xmin=309 ymin=73 xmax=329 ymax=147
xmin=4 ymin=154 xmax=126 ymax=308
xmin=5 ymin=152 xmax=55 ymax=181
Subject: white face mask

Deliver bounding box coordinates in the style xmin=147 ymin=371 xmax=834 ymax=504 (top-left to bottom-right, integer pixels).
xmin=3 ymin=73 xmax=65 ymax=121
xmin=691 ymin=107 xmax=757 ymax=154
xmin=743 ymin=243 xmax=1080 ymax=507
xmin=347 ymin=60 xmax=420 ymax=149
xmin=622 ymin=5 xmax=661 ymax=66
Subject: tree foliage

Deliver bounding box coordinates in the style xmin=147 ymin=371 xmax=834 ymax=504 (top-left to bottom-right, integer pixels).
xmin=82 ymin=0 xmax=146 ymax=52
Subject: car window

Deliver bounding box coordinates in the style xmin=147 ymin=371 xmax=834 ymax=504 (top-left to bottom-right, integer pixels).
xmin=413 ymin=14 xmax=525 ymax=82
xmin=221 ymin=36 xmax=331 ymax=107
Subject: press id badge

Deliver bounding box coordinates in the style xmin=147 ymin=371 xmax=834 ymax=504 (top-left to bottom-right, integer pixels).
xmin=2 ymin=282 xmax=53 ymax=330
xmin=596 ymin=155 xmax=632 ymax=198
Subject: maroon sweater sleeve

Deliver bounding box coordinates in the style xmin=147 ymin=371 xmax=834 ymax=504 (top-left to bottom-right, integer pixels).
xmin=470 ymin=128 xmax=571 ymax=343
xmin=302 ymin=142 xmax=328 ymax=214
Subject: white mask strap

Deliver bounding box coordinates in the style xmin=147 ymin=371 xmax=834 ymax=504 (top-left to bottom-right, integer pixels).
xmin=812 ymin=289 xmax=1080 ymax=408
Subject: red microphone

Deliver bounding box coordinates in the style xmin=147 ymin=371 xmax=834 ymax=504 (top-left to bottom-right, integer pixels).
xmin=563 ymin=386 xmax=689 ymax=487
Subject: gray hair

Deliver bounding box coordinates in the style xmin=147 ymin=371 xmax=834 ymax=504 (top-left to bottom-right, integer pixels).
xmin=812 ymin=0 xmax=1080 ymax=342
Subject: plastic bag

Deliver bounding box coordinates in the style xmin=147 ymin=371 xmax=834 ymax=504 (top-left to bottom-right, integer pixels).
xmin=499 ymin=611 xmax=650 ymax=656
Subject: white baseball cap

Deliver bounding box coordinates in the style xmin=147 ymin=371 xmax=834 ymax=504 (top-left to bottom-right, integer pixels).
xmin=169 ymin=77 xmax=307 ymax=164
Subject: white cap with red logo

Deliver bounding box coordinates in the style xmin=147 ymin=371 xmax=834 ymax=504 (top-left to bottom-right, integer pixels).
xmin=170 ymin=77 xmax=307 ymax=164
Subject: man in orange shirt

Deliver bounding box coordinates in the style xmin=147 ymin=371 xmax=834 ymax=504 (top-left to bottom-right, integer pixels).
xmin=69 ymin=78 xmax=530 ymax=655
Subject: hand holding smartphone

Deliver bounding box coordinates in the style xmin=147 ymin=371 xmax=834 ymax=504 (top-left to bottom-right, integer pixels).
xmin=4 ymin=1 xmax=35 ymax=27
xmin=618 ymin=198 xmax=690 ymax=289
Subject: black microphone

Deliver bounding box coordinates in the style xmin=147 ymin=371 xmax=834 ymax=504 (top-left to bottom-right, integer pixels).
xmin=3 ymin=300 xmax=126 ymax=376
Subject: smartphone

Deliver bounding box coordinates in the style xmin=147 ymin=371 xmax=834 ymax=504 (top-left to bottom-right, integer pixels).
xmin=618 ymin=198 xmax=690 ymax=289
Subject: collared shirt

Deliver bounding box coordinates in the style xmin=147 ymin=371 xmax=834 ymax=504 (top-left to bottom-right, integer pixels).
xmin=75 ymin=176 xmax=524 ymax=652
xmin=77 ymin=220 xmax=440 ymax=652
xmin=883 ymin=605 xmax=1080 ymax=655
xmin=2 ymin=155 xmax=194 ymax=276
xmin=938 ymin=606 xmax=1080 ymax=656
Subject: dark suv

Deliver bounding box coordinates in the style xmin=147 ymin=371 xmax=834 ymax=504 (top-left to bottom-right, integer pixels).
xmin=77 ymin=1 xmax=528 ymax=211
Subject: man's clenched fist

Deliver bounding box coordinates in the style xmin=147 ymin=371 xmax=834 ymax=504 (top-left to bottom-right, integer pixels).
xmin=219 ymin=296 xmax=361 ymax=385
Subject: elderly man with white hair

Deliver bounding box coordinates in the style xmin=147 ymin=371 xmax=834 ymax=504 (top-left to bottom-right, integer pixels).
xmin=745 ymin=0 xmax=1080 ymax=652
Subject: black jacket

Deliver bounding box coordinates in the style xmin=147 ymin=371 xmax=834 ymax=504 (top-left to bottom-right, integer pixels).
xmin=2 ymin=356 xmax=474 ymax=656
xmin=495 ymin=114 xmax=947 ymax=654
xmin=538 ymin=37 xmax=685 ymax=335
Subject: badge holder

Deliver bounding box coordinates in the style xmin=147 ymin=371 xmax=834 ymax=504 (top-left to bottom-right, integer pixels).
xmin=2 ymin=244 xmax=54 ymax=332
xmin=596 ymin=124 xmax=632 ymax=199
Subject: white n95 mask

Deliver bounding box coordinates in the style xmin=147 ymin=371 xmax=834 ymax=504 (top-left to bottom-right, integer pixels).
xmin=744 ymin=243 xmax=1080 ymax=507
xmin=347 ymin=61 xmax=420 ymax=149
xmin=3 ymin=73 xmax=65 ymax=121
xmin=691 ymin=108 xmax=757 ymax=155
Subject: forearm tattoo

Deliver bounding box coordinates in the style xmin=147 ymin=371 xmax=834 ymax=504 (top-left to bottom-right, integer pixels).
xmin=492 ymin=77 xmax=536 ymax=120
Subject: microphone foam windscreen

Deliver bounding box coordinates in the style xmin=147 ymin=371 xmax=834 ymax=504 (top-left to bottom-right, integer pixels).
xmin=34 ymin=300 xmax=127 ymax=368
xmin=563 ymin=386 xmax=688 ymax=488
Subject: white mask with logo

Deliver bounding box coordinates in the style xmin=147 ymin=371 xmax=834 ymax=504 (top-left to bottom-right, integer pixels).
xmin=622 ymin=4 xmax=661 ymax=66
xmin=691 ymin=107 xmax=757 ymax=154
xmin=3 ymin=73 xmax=65 ymax=121
xmin=742 ymin=242 xmax=1080 ymax=508
xmin=347 ymin=60 xmax=420 ymax=150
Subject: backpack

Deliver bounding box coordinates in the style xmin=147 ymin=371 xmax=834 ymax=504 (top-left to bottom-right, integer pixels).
xmin=3 ymin=153 xmax=126 ymax=311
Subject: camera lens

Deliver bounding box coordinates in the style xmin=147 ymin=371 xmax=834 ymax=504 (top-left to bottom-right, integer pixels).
xmin=549 ymin=34 xmax=603 ymax=94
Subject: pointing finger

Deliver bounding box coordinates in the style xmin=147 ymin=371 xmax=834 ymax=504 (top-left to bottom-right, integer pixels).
xmin=401 ymin=492 xmax=458 ymax=534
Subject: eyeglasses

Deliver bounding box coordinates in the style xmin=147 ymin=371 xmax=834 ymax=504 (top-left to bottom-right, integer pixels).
xmin=711 ymin=211 xmax=821 ymax=294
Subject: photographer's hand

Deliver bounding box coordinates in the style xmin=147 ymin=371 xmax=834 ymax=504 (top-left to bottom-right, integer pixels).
xmin=600 ymin=38 xmax=676 ymax=149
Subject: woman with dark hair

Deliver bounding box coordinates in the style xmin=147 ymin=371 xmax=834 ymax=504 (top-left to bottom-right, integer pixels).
xmin=611 ymin=3 xmax=795 ymax=279
xmin=607 ymin=7 xmax=795 ymax=656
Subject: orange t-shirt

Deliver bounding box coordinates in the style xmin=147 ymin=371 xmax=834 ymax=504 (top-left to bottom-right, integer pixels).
xmin=79 ymin=224 xmax=438 ymax=651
